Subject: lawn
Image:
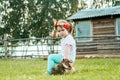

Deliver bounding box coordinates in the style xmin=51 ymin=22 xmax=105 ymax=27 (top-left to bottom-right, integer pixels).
xmin=0 ymin=58 xmax=120 ymax=80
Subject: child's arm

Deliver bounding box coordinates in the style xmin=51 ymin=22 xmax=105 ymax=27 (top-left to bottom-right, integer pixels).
xmin=64 ymin=44 xmax=71 ymax=59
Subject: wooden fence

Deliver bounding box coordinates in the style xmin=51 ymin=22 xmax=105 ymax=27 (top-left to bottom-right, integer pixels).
xmin=0 ymin=37 xmax=61 ymax=59
xmin=0 ymin=35 xmax=120 ymax=59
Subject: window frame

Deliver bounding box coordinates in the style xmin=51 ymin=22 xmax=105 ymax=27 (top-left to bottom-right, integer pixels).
xmin=116 ymin=18 xmax=120 ymax=40
xmin=76 ymin=21 xmax=93 ymax=42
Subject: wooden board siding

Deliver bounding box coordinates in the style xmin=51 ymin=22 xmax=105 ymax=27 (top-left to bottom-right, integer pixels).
xmin=93 ymin=19 xmax=115 ymax=36
xmin=76 ymin=42 xmax=97 ymax=55
xmin=76 ymin=41 xmax=120 ymax=56
xmin=76 ymin=18 xmax=120 ymax=57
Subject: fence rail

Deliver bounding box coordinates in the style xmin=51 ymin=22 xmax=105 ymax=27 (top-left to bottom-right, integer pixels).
xmin=0 ymin=37 xmax=61 ymax=58
xmin=0 ymin=35 xmax=120 ymax=58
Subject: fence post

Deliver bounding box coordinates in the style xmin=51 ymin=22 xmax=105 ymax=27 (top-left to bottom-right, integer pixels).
xmin=4 ymin=34 xmax=8 ymax=58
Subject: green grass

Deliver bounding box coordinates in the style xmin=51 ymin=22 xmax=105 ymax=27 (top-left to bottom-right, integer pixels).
xmin=0 ymin=58 xmax=120 ymax=80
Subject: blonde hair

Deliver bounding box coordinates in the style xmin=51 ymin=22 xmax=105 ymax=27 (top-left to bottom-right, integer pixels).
xmin=57 ymin=20 xmax=73 ymax=34
xmin=50 ymin=19 xmax=74 ymax=37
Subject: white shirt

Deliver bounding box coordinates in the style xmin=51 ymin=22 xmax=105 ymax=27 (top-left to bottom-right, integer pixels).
xmin=60 ymin=34 xmax=76 ymax=62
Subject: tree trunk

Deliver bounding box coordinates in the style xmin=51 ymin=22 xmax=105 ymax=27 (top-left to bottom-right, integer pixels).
xmin=4 ymin=34 xmax=8 ymax=58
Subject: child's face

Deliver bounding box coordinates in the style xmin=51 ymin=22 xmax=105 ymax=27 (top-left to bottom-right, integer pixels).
xmin=57 ymin=26 xmax=69 ymax=38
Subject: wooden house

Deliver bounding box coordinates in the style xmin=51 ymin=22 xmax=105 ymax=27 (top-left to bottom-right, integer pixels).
xmin=67 ymin=6 xmax=120 ymax=58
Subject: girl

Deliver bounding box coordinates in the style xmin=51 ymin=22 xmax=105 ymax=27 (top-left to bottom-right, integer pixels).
xmin=47 ymin=19 xmax=76 ymax=75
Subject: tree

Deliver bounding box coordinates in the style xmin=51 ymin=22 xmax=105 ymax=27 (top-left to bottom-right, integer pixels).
xmin=82 ymin=0 xmax=120 ymax=9
xmin=112 ymin=0 xmax=120 ymax=6
xmin=0 ymin=0 xmax=79 ymax=39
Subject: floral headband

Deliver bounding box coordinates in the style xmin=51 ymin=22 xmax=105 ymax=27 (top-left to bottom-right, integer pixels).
xmin=53 ymin=19 xmax=70 ymax=30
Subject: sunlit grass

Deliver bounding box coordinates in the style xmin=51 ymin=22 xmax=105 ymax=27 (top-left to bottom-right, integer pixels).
xmin=0 ymin=58 xmax=120 ymax=80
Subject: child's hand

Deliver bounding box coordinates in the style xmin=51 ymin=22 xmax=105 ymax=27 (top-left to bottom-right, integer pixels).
xmin=61 ymin=58 xmax=69 ymax=63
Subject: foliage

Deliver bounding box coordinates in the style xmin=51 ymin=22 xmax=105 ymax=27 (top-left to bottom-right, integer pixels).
xmin=0 ymin=0 xmax=79 ymax=39
xmin=79 ymin=0 xmax=120 ymax=9
xmin=0 ymin=0 xmax=120 ymax=39
xmin=0 ymin=58 xmax=120 ymax=80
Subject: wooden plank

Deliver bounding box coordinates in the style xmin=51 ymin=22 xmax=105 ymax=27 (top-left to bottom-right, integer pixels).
xmin=98 ymin=50 xmax=120 ymax=54
xmin=76 ymin=54 xmax=120 ymax=59
xmin=77 ymin=49 xmax=97 ymax=52
xmin=93 ymin=28 xmax=115 ymax=32
xmin=94 ymin=27 xmax=114 ymax=31
xmin=94 ymin=38 xmax=115 ymax=41
xmin=75 ymin=35 xmax=120 ymax=38
xmin=77 ymin=51 xmax=97 ymax=54
xmin=93 ymin=30 xmax=115 ymax=35
xmin=93 ymin=25 xmax=114 ymax=29
xmin=77 ymin=44 xmax=96 ymax=47
xmin=95 ymin=42 xmax=120 ymax=45
xmin=93 ymin=19 xmax=114 ymax=26
xmin=97 ymin=45 xmax=120 ymax=48
xmin=97 ymin=47 xmax=120 ymax=50
xmin=77 ymin=42 xmax=120 ymax=45
xmin=77 ymin=46 xmax=97 ymax=49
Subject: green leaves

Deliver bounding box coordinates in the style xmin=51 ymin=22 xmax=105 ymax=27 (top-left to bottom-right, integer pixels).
xmin=0 ymin=0 xmax=79 ymax=38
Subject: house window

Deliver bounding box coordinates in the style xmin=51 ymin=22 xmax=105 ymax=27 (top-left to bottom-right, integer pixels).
xmin=76 ymin=21 xmax=92 ymax=42
xmin=116 ymin=18 xmax=120 ymax=40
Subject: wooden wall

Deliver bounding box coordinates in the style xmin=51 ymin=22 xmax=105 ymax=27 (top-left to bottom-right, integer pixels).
xmin=76 ymin=18 xmax=120 ymax=57
xmin=93 ymin=19 xmax=115 ymax=36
